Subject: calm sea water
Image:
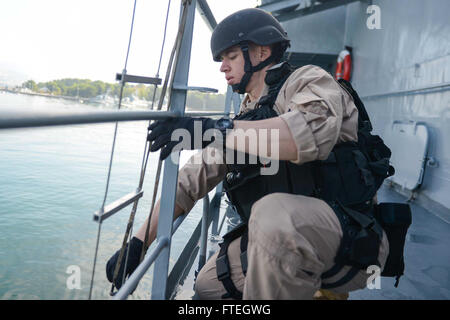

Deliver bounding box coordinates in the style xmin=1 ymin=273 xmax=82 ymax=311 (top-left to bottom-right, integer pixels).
xmin=0 ymin=92 xmax=205 ymax=300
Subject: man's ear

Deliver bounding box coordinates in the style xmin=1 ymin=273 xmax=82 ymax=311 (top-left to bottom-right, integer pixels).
xmin=260 ymin=45 xmax=272 ymax=60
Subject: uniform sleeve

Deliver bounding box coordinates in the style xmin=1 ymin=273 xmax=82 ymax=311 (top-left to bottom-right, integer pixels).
xmin=276 ymin=65 xmax=348 ymax=165
xmin=175 ymin=147 xmax=228 ymax=213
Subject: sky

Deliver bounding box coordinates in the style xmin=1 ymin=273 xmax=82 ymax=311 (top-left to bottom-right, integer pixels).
xmin=0 ymin=0 xmax=260 ymax=93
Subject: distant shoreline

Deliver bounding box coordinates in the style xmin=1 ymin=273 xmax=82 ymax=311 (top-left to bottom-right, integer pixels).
xmin=0 ymin=87 xmax=85 ymax=102
xmin=0 ymin=88 xmax=229 ymax=112
xmin=0 ymin=87 xmax=147 ymax=110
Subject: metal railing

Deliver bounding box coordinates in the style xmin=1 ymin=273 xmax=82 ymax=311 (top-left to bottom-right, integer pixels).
xmin=0 ymin=109 xmax=229 ymax=130
xmin=360 ymin=81 xmax=450 ymax=100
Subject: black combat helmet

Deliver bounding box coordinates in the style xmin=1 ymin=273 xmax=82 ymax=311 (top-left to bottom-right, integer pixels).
xmin=210 ymin=8 xmax=290 ymax=94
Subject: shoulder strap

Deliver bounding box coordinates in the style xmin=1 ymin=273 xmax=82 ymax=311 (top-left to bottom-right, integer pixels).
xmin=337 ymin=79 xmax=373 ymax=132
xmin=258 ymin=61 xmax=294 ymax=109
xmin=240 ymin=230 xmax=248 ymax=276
xmin=216 ymin=241 xmax=243 ymax=299
xmin=216 ymin=223 xmax=248 ymax=299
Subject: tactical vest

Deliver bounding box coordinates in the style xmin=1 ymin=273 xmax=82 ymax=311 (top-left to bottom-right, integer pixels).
xmin=215 ymin=62 xmax=409 ymax=299
xmin=223 ymin=62 xmax=393 ymax=220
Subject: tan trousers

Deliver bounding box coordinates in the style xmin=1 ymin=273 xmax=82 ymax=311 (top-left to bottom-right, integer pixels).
xmin=195 ymin=193 xmax=389 ymax=300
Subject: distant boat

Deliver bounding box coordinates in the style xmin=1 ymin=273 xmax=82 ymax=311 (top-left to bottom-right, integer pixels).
xmin=88 ymin=94 xmax=115 ymax=106
xmin=120 ymin=95 xmax=151 ymax=110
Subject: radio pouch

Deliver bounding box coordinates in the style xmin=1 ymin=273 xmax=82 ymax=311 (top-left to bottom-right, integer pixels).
xmin=374 ymin=202 xmax=412 ymax=287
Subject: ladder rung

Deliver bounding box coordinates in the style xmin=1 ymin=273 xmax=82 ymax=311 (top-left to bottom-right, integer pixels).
xmin=172 ymin=83 xmax=218 ymax=93
xmin=93 ymin=189 xmax=144 ymax=223
xmin=116 ymin=73 xmax=162 ymax=85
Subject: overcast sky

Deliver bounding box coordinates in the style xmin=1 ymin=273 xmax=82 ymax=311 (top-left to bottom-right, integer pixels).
xmin=0 ymin=0 xmax=259 ymax=93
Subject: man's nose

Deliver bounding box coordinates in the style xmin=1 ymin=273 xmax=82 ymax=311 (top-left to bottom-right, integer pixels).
xmin=220 ymin=60 xmax=229 ymax=73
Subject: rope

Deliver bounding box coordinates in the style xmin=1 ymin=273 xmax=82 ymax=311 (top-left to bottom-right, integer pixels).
xmin=140 ymin=0 xmax=190 ymax=261
xmin=140 ymin=0 xmax=171 ymax=175
xmin=88 ymin=0 xmax=138 ymax=300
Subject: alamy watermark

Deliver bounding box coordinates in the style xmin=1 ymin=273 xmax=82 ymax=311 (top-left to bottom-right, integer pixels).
xmin=366 ymin=265 xmax=381 ymax=290
xmin=66 ymin=265 xmax=81 ymax=290
xmin=169 ymin=126 xmax=281 ymax=176
xmin=366 ymin=5 xmax=381 ymax=30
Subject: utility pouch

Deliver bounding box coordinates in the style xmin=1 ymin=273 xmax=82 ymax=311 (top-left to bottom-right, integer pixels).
xmin=374 ymin=202 xmax=412 ymax=286
xmin=349 ymin=228 xmax=381 ymax=269
xmin=336 ymin=203 xmax=383 ymax=269
xmin=315 ymin=142 xmax=385 ymax=212
xmin=321 ymin=201 xmax=383 ymax=289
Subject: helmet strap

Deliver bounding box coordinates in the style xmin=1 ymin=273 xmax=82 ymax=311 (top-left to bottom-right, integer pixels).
xmin=232 ymin=42 xmax=276 ymax=94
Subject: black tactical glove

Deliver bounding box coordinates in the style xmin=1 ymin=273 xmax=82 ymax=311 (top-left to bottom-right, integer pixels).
xmin=147 ymin=117 xmax=223 ymax=160
xmin=106 ymin=237 xmax=143 ymax=290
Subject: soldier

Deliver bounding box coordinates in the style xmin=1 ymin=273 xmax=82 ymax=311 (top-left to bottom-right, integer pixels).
xmin=107 ymin=8 xmax=390 ymax=300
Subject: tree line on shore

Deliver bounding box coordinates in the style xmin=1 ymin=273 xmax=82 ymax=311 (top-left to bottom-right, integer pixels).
xmin=21 ymin=78 xmax=226 ymax=111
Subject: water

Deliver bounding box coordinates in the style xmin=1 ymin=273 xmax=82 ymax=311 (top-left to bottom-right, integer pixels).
xmin=0 ymin=92 xmax=205 ymax=299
